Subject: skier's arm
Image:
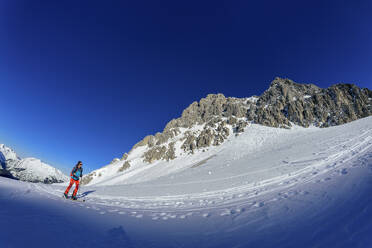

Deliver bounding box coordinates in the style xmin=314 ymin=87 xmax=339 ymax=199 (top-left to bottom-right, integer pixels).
xmin=70 ymin=167 xmax=76 ymax=177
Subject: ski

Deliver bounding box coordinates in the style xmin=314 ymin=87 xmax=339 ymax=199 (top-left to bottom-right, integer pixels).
xmin=62 ymin=195 xmax=86 ymax=202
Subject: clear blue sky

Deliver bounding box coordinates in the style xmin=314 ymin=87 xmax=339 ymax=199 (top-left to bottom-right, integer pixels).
xmin=0 ymin=0 xmax=371 ymax=174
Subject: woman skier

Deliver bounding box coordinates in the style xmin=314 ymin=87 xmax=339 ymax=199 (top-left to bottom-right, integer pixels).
xmin=64 ymin=161 xmax=83 ymax=200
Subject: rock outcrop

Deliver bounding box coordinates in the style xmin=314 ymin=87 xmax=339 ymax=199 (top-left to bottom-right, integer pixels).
xmin=81 ymin=172 xmax=95 ymax=185
xmin=251 ymin=78 xmax=371 ymax=128
xmin=180 ymin=120 xmax=230 ymax=153
xmin=118 ymin=161 xmax=131 ymax=172
xmin=143 ymin=142 xmax=176 ymax=163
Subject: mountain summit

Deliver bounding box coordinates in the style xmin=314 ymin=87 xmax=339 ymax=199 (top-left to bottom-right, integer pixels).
xmin=82 ymin=78 xmax=371 ymax=185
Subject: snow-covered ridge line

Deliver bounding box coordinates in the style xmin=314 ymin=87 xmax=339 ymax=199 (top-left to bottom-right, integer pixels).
xmin=0 ymin=144 xmax=68 ymax=184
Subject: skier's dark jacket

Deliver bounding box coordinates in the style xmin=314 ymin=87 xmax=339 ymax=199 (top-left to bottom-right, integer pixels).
xmin=70 ymin=166 xmax=83 ymax=181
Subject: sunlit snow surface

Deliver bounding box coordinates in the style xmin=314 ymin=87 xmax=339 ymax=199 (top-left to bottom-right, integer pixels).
xmin=1 ymin=117 xmax=372 ymax=248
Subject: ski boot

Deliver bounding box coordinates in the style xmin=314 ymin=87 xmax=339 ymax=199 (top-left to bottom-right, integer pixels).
xmin=71 ymin=195 xmax=77 ymax=201
xmin=64 ymin=193 xmax=68 ymax=199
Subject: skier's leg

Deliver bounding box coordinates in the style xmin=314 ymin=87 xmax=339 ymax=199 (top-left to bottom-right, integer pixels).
xmin=72 ymin=179 xmax=80 ymax=197
xmin=64 ymin=178 xmax=74 ymax=195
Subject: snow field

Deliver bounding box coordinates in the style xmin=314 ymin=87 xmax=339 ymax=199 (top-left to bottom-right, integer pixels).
xmin=1 ymin=117 xmax=371 ymax=248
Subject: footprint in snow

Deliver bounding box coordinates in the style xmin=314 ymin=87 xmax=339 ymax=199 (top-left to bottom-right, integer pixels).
xmin=220 ymin=209 xmax=235 ymax=216
xmin=236 ymin=208 xmax=245 ymax=213
xmin=202 ymin=213 xmax=211 ymax=218
xmin=278 ymin=193 xmax=288 ymax=199
xmin=341 ymin=168 xmax=348 ymax=175
xmin=220 ymin=211 xmax=230 ymax=216
xmin=253 ymin=202 xmax=265 ymax=207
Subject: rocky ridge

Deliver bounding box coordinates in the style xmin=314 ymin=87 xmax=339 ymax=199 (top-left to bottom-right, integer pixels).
xmin=131 ymin=78 xmax=371 ymax=161
xmin=82 ymin=77 xmax=371 ymax=184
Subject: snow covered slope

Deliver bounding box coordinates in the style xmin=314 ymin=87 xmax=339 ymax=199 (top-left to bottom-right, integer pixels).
xmin=0 ymin=116 xmax=371 ymax=248
xmin=85 ymin=115 xmax=371 ymax=190
xmin=0 ymin=144 xmax=68 ymax=183
xmin=82 ymin=115 xmax=371 ymax=196
xmin=0 ymin=144 xmax=19 ymax=162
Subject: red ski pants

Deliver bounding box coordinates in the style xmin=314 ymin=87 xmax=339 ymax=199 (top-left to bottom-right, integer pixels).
xmin=65 ymin=178 xmax=80 ymax=197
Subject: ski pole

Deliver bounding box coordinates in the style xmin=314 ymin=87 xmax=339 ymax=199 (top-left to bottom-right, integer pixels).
xmin=78 ymin=176 xmax=82 ymax=198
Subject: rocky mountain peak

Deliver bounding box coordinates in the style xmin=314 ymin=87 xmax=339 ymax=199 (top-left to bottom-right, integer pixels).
xmin=122 ymin=78 xmax=371 ymax=166
xmin=263 ymin=77 xmax=320 ymax=104
xmin=82 ymin=78 xmax=371 ymax=185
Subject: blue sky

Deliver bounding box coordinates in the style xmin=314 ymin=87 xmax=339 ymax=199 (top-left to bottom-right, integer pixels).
xmin=0 ymin=0 xmax=371 ymax=174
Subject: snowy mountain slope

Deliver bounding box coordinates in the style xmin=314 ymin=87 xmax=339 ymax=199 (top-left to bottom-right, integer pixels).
xmin=0 ymin=144 xmax=19 ymax=163
xmin=84 ymin=115 xmax=371 ymax=188
xmin=76 ymin=116 xmax=371 ymax=198
xmin=82 ymin=78 xmax=371 ymax=186
xmin=0 ymin=116 xmax=371 ymax=248
xmin=0 ymin=144 xmax=68 ymax=183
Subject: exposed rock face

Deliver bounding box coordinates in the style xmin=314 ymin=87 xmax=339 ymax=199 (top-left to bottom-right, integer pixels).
xmin=143 ymin=142 xmax=176 ymax=163
xmin=125 ymin=77 xmax=371 ymax=164
xmin=252 ymin=78 xmax=371 ymax=128
xmin=164 ymin=94 xmax=249 ymax=130
xmin=110 ymin=158 xmax=120 ymax=164
xmin=121 ymin=153 xmax=128 ymax=161
xmin=180 ymin=120 xmax=230 ymax=154
xmin=235 ymin=120 xmax=247 ymax=133
xmin=118 ymin=161 xmax=131 ymax=172
xmin=81 ymin=172 xmax=95 ymax=185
